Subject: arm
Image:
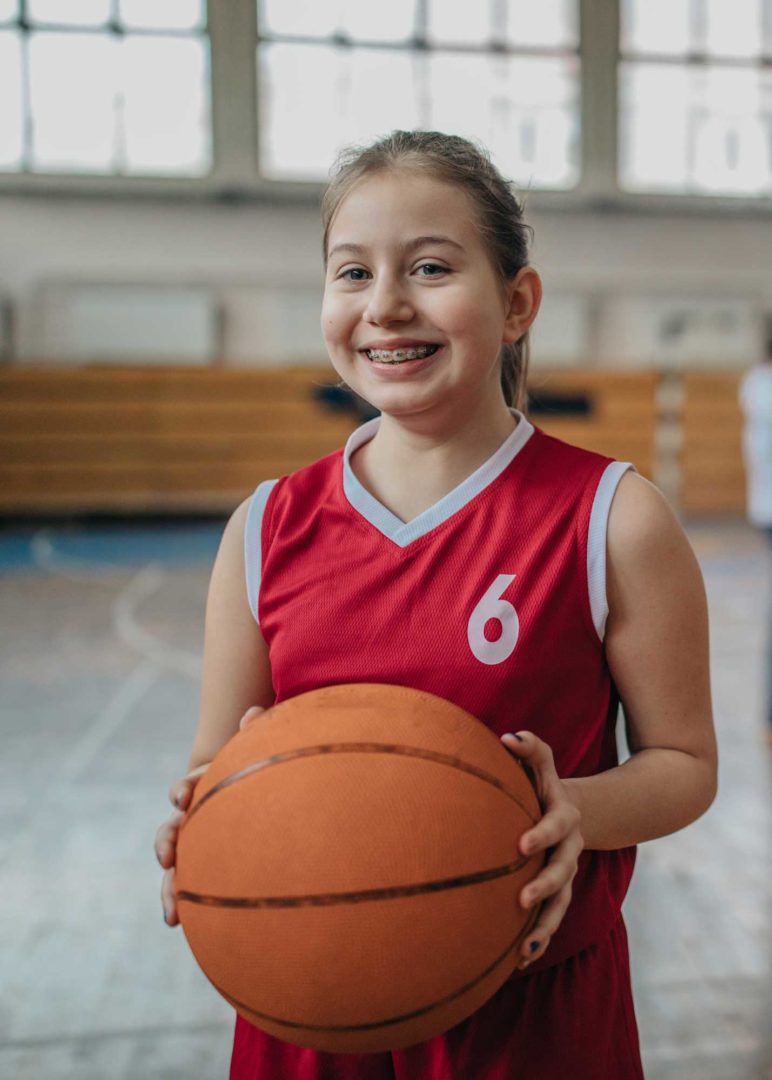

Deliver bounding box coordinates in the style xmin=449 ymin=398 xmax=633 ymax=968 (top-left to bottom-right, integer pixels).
xmin=502 ymin=470 xmax=718 ymax=967
xmin=157 ymin=496 xmax=275 ymax=924
xmin=563 ymin=470 xmax=718 ymax=848
xmin=188 ymin=496 xmax=275 ymax=770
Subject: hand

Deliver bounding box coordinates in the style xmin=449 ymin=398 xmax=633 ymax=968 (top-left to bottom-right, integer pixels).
xmin=155 ymin=705 xmax=265 ymax=926
xmin=501 ymin=730 xmax=583 ymax=970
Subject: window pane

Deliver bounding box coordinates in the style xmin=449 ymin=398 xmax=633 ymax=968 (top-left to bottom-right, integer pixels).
xmin=505 ymin=0 xmax=578 ymax=49
xmin=620 ymin=0 xmax=691 ymax=57
xmin=27 ymin=0 xmax=111 ymax=28
xmin=705 ymin=0 xmax=763 ymax=59
xmin=119 ymin=0 xmax=207 ymax=33
xmin=259 ymin=0 xmax=339 ymax=39
xmin=619 ymin=61 xmax=772 ymax=194
xmin=122 ymin=36 xmax=211 ymax=174
xmin=29 ymin=32 xmax=117 ymax=171
xmin=258 ymin=41 xmax=420 ymax=180
xmin=338 ymin=0 xmax=416 ymax=43
xmin=427 ymin=52 xmax=579 ymax=188
xmin=426 ymin=1 xmax=491 ymax=47
xmin=0 ymin=30 xmax=23 ymax=168
xmin=0 ymin=0 xmax=19 ymax=24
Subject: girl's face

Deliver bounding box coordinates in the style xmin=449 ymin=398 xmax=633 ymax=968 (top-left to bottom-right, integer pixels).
xmin=321 ymin=170 xmax=539 ymax=424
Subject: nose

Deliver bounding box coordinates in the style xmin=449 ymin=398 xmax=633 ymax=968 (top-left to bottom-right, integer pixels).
xmin=364 ymin=274 xmax=414 ymax=326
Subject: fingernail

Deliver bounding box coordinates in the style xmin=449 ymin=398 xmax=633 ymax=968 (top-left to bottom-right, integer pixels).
xmin=514 ymin=732 xmax=526 ymax=742
xmin=156 ymin=850 xmax=164 ymax=867
xmin=529 ymin=939 xmax=540 ymax=953
xmin=162 ymin=909 xmax=168 ymax=924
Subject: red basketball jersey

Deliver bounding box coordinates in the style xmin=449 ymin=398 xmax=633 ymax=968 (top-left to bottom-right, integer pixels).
xmin=235 ymin=412 xmax=643 ymax=1078
xmin=245 ymin=412 xmax=636 ymax=972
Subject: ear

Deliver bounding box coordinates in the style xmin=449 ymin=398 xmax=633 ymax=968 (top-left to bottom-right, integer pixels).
xmin=502 ymin=266 xmax=542 ymax=344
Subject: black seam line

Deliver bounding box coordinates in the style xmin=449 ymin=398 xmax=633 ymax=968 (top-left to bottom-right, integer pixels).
xmin=186 ymin=743 xmax=538 ymax=825
xmin=176 ymin=854 xmax=531 ymax=909
xmin=210 ymin=918 xmax=534 ymax=1035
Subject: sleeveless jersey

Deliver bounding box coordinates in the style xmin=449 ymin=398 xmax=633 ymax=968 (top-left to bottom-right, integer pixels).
xmin=244 ymin=410 xmax=636 ymax=972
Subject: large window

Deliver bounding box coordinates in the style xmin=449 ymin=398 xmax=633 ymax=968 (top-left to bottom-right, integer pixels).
xmin=1 ymin=0 xmax=772 ymax=209
xmin=619 ymin=0 xmax=772 ymax=195
xmin=257 ymin=0 xmax=580 ymax=189
xmin=0 ymin=0 xmax=211 ymax=176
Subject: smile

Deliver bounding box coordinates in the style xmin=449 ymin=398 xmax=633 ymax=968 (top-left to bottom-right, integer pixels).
xmin=365 ymin=345 xmax=440 ymax=364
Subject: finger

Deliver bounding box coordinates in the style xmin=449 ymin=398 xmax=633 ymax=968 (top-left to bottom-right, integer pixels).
xmin=501 ymin=730 xmax=554 ymax=774
xmin=518 ymin=884 xmax=573 ymax=969
xmin=239 ymin=705 xmax=265 ymax=732
xmin=155 ymin=809 xmax=186 ymax=868
xmin=169 ymin=763 xmax=209 ymax=810
xmin=161 ymin=867 xmax=180 ymax=927
xmin=519 ymin=802 xmax=582 ymax=858
xmin=519 ymin=835 xmax=581 ymax=910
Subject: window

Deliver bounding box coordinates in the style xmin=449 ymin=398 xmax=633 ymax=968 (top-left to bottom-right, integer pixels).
xmin=0 ymin=0 xmax=211 ymax=176
xmin=619 ymin=0 xmax=772 ymax=196
xmin=256 ymin=0 xmax=580 ymax=190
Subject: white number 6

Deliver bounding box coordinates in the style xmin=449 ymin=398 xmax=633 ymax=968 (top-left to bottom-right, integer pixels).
xmin=467 ymin=574 xmax=519 ymax=665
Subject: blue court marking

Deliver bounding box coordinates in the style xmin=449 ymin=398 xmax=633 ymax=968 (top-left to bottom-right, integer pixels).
xmin=0 ymin=520 xmax=226 ymax=572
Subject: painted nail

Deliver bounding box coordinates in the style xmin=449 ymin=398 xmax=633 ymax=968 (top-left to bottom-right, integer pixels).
xmin=529 ymin=939 xmax=540 ymax=953
xmin=162 ymin=909 xmax=168 ymax=924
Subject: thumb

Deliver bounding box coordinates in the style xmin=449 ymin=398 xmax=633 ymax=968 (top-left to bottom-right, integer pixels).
xmin=239 ymin=705 xmax=265 ymax=732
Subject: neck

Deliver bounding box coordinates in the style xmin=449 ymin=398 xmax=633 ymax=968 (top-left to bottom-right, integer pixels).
xmin=351 ymin=397 xmax=518 ymax=522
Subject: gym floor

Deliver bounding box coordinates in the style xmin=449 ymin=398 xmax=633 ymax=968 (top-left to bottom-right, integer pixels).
xmin=0 ymin=517 xmax=770 ymax=1080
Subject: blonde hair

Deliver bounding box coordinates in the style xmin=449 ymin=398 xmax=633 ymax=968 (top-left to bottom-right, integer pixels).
xmin=321 ymin=130 xmax=534 ymax=411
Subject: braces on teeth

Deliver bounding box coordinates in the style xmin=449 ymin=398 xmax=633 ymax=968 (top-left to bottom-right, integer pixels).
xmin=367 ymin=345 xmax=438 ymax=363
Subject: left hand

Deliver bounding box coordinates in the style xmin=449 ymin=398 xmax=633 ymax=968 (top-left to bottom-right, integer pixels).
xmin=501 ymin=730 xmax=584 ymax=970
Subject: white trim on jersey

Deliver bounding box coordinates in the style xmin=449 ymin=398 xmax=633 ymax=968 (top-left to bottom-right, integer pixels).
xmin=342 ymin=410 xmax=536 ymax=548
xmin=587 ymin=461 xmax=636 ymax=642
xmin=244 ymin=478 xmax=278 ymax=622
xmin=244 ymin=422 xmax=634 ymax=641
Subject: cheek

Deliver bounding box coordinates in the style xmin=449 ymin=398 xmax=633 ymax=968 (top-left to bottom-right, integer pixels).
xmin=320 ymin=295 xmax=353 ymax=347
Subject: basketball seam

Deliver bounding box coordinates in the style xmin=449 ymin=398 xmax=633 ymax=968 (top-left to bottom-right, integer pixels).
xmin=185 ymin=742 xmax=539 ymax=826
xmin=176 ymin=853 xmax=535 ymax=909
xmin=206 ymin=908 xmax=539 ymax=1037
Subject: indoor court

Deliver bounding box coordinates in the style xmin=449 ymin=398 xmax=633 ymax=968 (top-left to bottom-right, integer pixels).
xmin=1 ymin=1 xmax=772 ymax=1078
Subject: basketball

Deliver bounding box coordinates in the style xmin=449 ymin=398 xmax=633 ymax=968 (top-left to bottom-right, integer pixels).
xmin=175 ymin=683 xmax=544 ymax=1053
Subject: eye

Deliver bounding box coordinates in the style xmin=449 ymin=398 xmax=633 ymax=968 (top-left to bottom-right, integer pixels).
xmin=338 ymin=267 xmax=370 ymax=281
xmin=415 ymin=263 xmax=448 ymax=278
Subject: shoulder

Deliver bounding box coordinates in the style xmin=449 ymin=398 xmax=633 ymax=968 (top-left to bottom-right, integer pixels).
xmin=606 ymin=471 xmax=704 ymax=613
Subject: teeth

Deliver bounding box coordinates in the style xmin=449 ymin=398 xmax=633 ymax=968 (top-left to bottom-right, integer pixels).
xmin=366 ymin=344 xmax=438 ymax=363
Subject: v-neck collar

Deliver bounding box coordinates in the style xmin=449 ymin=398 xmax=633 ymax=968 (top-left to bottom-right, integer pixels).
xmin=342 ymin=409 xmax=535 ymax=548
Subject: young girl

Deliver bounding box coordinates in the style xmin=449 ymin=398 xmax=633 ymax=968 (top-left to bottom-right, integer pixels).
xmin=155 ymin=130 xmax=717 ymax=1079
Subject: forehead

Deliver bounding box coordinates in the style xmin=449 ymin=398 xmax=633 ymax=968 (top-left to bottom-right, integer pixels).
xmin=328 ymin=170 xmax=483 ymax=252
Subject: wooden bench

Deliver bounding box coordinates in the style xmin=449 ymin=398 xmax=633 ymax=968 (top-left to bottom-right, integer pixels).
xmin=0 ymin=364 xmax=663 ymax=515
xmin=680 ymin=372 xmax=746 ymax=514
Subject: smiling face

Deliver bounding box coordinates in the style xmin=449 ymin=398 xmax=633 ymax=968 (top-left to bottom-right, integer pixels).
xmin=321 ymin=169 xmax=533 ymax=426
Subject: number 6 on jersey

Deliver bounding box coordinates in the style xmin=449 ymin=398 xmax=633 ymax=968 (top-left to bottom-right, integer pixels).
xmin=467 ymin=574 xmax=519 ymax=665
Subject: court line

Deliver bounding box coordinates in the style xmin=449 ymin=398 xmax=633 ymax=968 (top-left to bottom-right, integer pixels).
xmin=112 ymin=563 xmax=202 ymax=681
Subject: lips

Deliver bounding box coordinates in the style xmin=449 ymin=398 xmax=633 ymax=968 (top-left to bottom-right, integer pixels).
xmin=364 ymin=344 xmax=440 ymax=364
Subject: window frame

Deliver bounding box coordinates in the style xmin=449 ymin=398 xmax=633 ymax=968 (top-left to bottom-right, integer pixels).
xmin=0 ymin=0 xmax=771 ymax=218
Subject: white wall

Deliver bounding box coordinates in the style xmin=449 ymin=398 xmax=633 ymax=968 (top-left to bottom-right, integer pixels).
xmin=1 ymin=194 xmax=770 ymax=368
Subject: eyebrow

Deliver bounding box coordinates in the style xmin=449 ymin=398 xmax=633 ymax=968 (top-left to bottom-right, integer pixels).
xmin=327 ymin=235 xmax=465 ymax=260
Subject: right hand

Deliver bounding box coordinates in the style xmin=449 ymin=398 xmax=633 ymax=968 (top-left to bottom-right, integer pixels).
xmin=156 ymin=705 xmax=265 ymax=927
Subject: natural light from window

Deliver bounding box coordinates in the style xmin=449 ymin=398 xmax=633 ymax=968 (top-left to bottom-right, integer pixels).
xmin=257 ymin=0 xmax=580 ymax=190
xmin=619 ymin=0 xmax=772 ymax=196
xmin=0 ymin=0 xmax=211 ymax=176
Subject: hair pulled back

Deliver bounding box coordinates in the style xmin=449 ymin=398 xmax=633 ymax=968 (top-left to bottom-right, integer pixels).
xmin=321 ymin=130 xmax=534 ymax=412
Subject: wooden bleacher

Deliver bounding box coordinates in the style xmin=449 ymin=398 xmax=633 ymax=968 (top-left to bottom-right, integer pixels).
xmin=0 ymin=363 xmax=746 ymax=516
xmin=679 ymin=372 xmax=746 ymax=514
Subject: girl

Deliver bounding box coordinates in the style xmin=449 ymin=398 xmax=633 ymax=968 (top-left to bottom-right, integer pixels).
xmin=156 ymin=131 xmax=717 ymax=1079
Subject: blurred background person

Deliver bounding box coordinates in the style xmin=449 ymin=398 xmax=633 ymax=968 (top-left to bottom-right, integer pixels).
xmin=740 ymin=348 xmax=772 ymax=732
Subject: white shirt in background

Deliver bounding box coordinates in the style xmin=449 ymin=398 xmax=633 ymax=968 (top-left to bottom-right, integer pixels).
xmin=739 ymin=363 xmax=772 ymax=529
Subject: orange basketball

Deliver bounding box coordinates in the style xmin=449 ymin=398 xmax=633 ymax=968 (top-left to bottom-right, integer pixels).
xmin=175 ymin=683 xmax=543 ymax=1053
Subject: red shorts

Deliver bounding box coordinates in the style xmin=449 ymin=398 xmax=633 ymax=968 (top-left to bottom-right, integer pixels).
xmin=229 ymin=917 xmax=643 ymax=1079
